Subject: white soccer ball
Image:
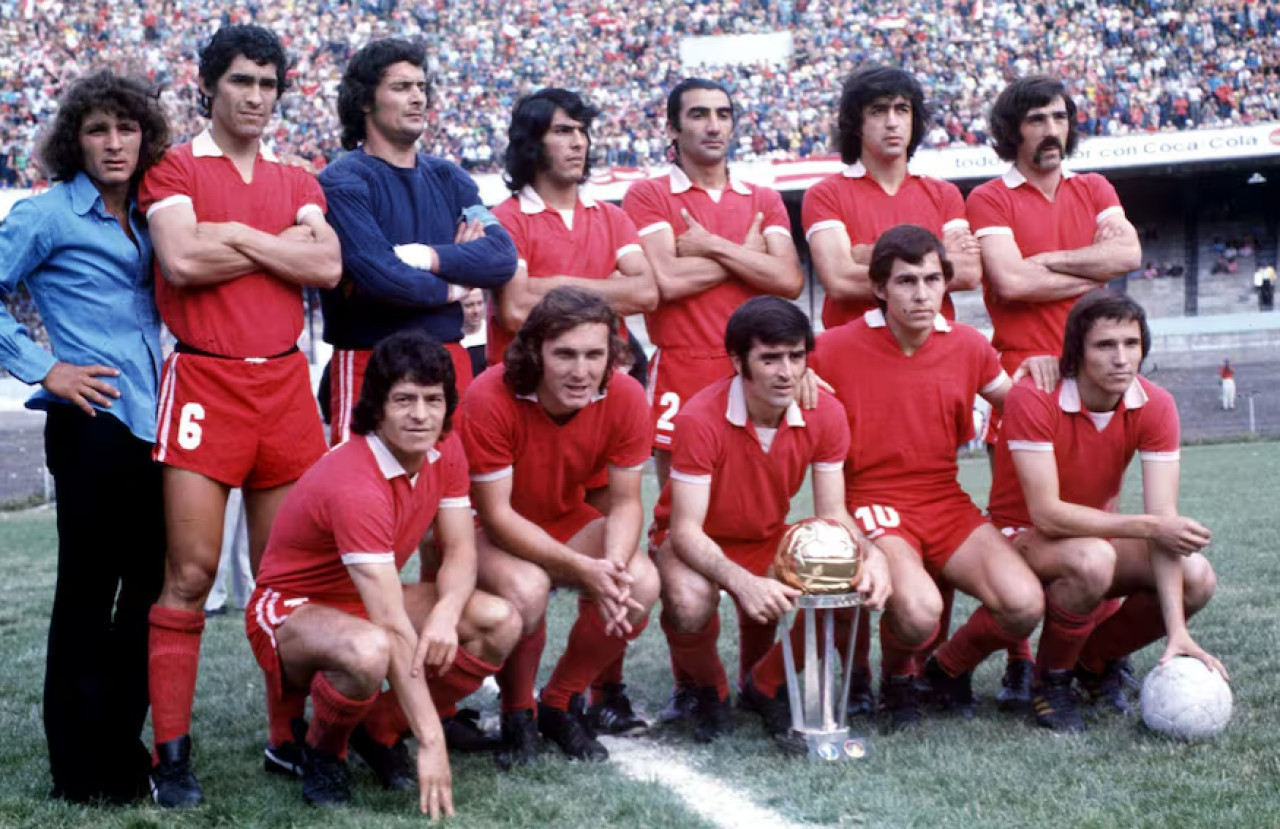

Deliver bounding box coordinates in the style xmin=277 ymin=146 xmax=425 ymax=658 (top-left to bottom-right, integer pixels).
xmin=1140 ymin=657 xmax=1232 ymax=740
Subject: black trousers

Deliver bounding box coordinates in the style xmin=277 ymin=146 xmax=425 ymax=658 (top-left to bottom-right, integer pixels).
xmin=42 ymin=404 xmax=165 ymax=800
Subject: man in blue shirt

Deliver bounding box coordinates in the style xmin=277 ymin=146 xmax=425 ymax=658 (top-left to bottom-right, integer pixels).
xmin=0 ymin=70 xmax=170 ymax=804
xmin=319 ymin=37 xmax=516 ymax=445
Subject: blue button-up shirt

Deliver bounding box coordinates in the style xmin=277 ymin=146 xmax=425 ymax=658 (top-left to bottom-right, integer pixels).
xmin=0 ymin=172 xmax=162 ymax=443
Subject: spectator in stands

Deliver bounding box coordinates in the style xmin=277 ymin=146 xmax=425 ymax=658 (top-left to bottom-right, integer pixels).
xmin=0 ymin=69 xmax=170 ymax=804
xmin=1219 ymin=359 xmax=1236 ymax=411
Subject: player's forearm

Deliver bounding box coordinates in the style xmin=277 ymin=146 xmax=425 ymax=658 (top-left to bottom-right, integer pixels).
xmin=652 ymin=255 xmax=731 ymax=301
xmin=478 ymin=507 xmax=585 ymax=584
xmin=946 ymin=249 xmax=983 ymax=292
xmin=986 ymin=262 xmax=1096 ymax=303
xmin=710 ymin=244 xmax=804 ymax=299
xmin=1151 ymin=545 xmax=1190 ymax=641
xmin=1030 ymin=498 xmax=1158 ymax=540
xmin=432 ymin=543 xmax=476 ymax=624
xmin=670 ymin=525 xmax=749 ymax=592
xmin=816 ymin=260 xmax=875 ymax=303
xmin=602 ymin=500 xmax=643 ymax=568
xmin=157 ymin=223 xmax=257 ymax=287
xmin=230 ymin=225 xmax=343 ymax=289
xmin=1038 ymin=239 xmax=1142 ymax=282
xmin=432 ymin=226 xmax=518 ymax=288
xmin=385 ymin=623 xmax=446 ymax=748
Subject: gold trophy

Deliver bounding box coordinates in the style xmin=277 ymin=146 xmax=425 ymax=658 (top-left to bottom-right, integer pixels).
xmin=773 ymin=518 xmax=871 ymax=761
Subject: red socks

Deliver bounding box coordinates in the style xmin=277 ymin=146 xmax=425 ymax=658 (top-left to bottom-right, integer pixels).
xmin=148 ymin=605 xmax=205 ymax=746
xmin=540 ymin=599 xmax=648 ymax=711
xmin=307 ymin=672 xmax=375 ymax=759
xmin=736 ymin=614 xmax=776 ymax=686
xmin=662 ymin=612 xmax=728 ymax=700
xmin=266 ymin=687 xmax=307 ymax=747
xmin=1035 ymin=597 xmax=1099 ymax=676
xmin=1078 ymin=593 xmax=1164 ymax=673
xmin=881 ymin=621 xmax=937 ymax=678
xmin=428 ymin=647 xmax=501 ymax=717
xmin=363 ymin=689 xmax=409 ymax=747
xmin=590 ymin=652 xmax=626 ymax=705
xmin=936 ymin=606 xmax=1023 ymax=676
xmin=498 ymin=617 xmax=546 ymax=714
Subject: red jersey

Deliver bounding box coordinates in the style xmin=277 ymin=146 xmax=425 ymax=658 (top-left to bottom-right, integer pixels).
xmin=488 ymin=187 xmax=641 ymax=365
xmin=988 ymin=376 xmax=1180 ymax=529
xmin=139 ymin=131 xmax=327 ymax=358
xmin=967 ymin=167 xmax=1125 ymax=362
xmin=622 ymin=167 xmax=792 ymax=353
xmin=651 ymin=375 xmax=849 ymax=557
xmin=811 ymin=310 xmax=1006 ymax=507
xmin=801 ymin=164 xmax=969 ymax=329
xmin=255 ymin=432 xmax=471 ymax=603
xmin=458 ymin=365 xmax=652 ymax=529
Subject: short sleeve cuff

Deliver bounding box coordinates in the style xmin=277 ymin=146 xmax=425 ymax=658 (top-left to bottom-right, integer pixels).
xmin=340 ymin=552 xmax=396 ymax=566
xmin=471 ymin=466 xmax=514 ymax=483
xmin=440 ymin=496 xmax=472 ymax=509
xmin=638 ymin=221 xmax=672 ymax=237
xmin=296 ymin=203 xmax=324 ymax=223
xmin=669 ymin=469 xmax=712 ymax=486
xmin=1139 ymin=450 xmax=1180 ymax=462
xmin=973 ymin=226 xmax=1013 ymax=239
xmin=804 ymin=219 xmax=843 ymax=242
xmin=146 ymin=194 xmax=192 ymax=219
xmin=1008 ymin=440 xmax=1054 ymax=453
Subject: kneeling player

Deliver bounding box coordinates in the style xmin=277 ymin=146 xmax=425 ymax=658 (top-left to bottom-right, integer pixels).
xmin=654 ymin=296 xmax=890 ymax=743
xmin=458 ymin=287 xmax=658 ymax=766
xmin=988 ymin=293 xmax=1225 ymax=731
xmin=811 ymin=224 xmax=1045 ymax=728
xmin=247 ymin=332 xmax=519 ymax=813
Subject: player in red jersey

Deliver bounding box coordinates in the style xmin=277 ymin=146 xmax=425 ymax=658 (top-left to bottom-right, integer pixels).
xmin=458 ymin=287 xmax=658 ymax=767
xmin=967 ymin=74 xmax=1143 ymax=710
xmin=247 ymin=332 xmax=518 ymax=811
xmin=620 ymin=78 xmax=803 ymax=723
xmin=139 ymin=25 xmax=342 ymax=807
xmin=490 ymin=88 xmax=656 ymax=367
xmin=811 ymin=225 xmax=1045 ymax=729
xmin=989 ymin=293 xmax=1224 ymax=731
xmin=651 ymin=296 xmax=890 ymax=743
xmin=803 ymin=66 xmax=980 ymax=331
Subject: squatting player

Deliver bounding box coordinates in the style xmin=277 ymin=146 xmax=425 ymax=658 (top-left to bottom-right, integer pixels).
xmin=803 ymin=66 xmax=980 ymax=330
xmin=989 ymin=293 xmax=1224 ymax=732
xmin=800 ymin=64 xmax=983 ymax=713
xmin=811 ymin=225 xmax=1045 ymax=729
xmin=321 ymin=38 xmax=517 ymax=444
xmin=621 ymin=78 xmax=803 ymax=722
xmin=247 ymin=332 xmax=519 ymax=812
xmin=489 ymin=87 xmax=655 ymax=367
xmin=140 ymin=25 xmax=341 ymax=807
xmin=458 ymin=287 xmax=658 ymax=767
xmin=652 ymin=296 xmax=890 ymax=743
xmin=967 ymin=74 xmax=1142 ymax=708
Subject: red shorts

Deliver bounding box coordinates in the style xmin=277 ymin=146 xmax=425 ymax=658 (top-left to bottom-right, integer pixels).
xmin=545 ymin=502 xmax=603 ymax=545
xmin=650 ymin=522 xmax=784 ymax=577
xmin=849 ymin=494 xmax=987 ymax=577
xmin=329 ymin=342 xmax=474 ymax=446
xmin=648 ymin=348 xmax=733 ymax=451
xmin=245 ymin=586 xmax=366 ymax=699
xmin=154 ymin=350 xmax=326 ymax=489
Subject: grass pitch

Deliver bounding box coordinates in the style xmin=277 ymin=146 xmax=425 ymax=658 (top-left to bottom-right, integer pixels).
xmin=1 ymin=443 xmax=1277 ymax=828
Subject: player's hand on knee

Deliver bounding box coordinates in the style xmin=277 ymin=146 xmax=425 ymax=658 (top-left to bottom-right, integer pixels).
xmin=856 ymin=551 xmax=892 ymax=612
xmin=1151 ymin=516 xmax=1212 ymax=556
xmin=1160 ymin=631 xmax=1229 ymax=682
xmin=417 ymin=742 xmax=455 ymax=819
xmin=413 ymin=610 xmax=460 ymax=676
xmin=734 ymin=574 xmax=801 ymax=624
xmin=41 ymin=361 xmax=121 ymax=416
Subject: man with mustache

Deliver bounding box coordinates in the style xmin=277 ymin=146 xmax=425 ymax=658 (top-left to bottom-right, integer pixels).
xmin=966 ymin=75 xmax=1142 ymax=713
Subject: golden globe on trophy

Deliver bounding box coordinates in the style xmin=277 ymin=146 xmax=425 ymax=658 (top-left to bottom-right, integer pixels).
xmin=774 ymin=517 xmax=863 ymax=595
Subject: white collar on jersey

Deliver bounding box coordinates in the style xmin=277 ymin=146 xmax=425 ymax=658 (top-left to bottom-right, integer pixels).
xmin=192 ymin=129 xmax=279 ymax=162
xmin=863 ymin=307 xmax=952 ymax=333
xmin=515 ymin=387 xmax=609 ymax=404
xmin=669 ymin=164 xmax=752 ymax=196
xmin=1001 ymin=164 xmax=1076 ymax=188
xmin=517 ymin=185 xmax=597 ymax=214
xmin=842 ymin=161 xmax=869 ymax=178
xmin=366 ymin=433 xmax=439 ymax=483
xmin=1057 ymin=377 xmax=1149 ymax=413
xmin=725 ymin=374 xmax=806 ymax=429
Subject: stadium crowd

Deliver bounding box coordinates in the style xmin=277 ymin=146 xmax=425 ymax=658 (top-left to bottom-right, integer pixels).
xmin=1 ymin=0 xmax=1280 ymax=188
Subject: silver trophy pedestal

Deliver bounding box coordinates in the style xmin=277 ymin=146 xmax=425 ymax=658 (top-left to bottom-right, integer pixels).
xmin=777 ymin=593 xmax=872 ymax=761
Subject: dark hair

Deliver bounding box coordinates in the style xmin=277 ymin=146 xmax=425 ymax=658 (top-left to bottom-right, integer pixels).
xmin=37 ymin=70 xmax=170 ymax=183
xmin=503 ymin=286 xmax=628 ymax=396
xmin=1059 ymin=292 xmax=1151 ymax=379
xmin=337 ymin=38 xmax=429 ymax=152
xmin=835 ymin=66 xmax=927 ymax=164
xmin=503 ymin=88 xmax=598 ymax=193
xmin=351 ymin=331 xmax=458 ymax=436
xmin=666 ymin=78 xmax=736 ymax=131
xmin=198 ymin=24 xmax=291 ymax=119
xmin=989 ymin=75 xmax=1079 ymax=162
xmin=724 ymin=296 xmax=814 ymax=378
xmin=868 ymin=224 xmax=955 ymax=310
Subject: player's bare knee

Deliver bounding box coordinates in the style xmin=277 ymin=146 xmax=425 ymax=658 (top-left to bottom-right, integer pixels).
xmin=501 ymin=571 xmax=551 ymax=633
xmin=628 ymin=555 xmax=661 ymax=610
xmin=1183 ymin=554 xmax=1217 ymax=613
xmin=1064 ymin=538 xmax=1116 ymax=601
xmin=887 ymin=593 xmax=942 ymax=645
xmin=472 ymin=595 xmax=522 ymax=662
xmin=997 ymin=588 xmax=1044 ymax=636
xmin=164 ymin=558 xmax=219 ymax=607
xmin=661 ymin=590 xmax=718 ymax=634
xmin=342 ymin=625 xmax=392 ymax=688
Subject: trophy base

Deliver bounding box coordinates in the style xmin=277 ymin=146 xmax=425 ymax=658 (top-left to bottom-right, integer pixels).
xmin=784 ymin=727 xmax=873 ymax=762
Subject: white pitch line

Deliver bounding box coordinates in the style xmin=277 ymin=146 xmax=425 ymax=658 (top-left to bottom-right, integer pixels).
xmin=599 ymin=736 xmax=811 ymax=829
